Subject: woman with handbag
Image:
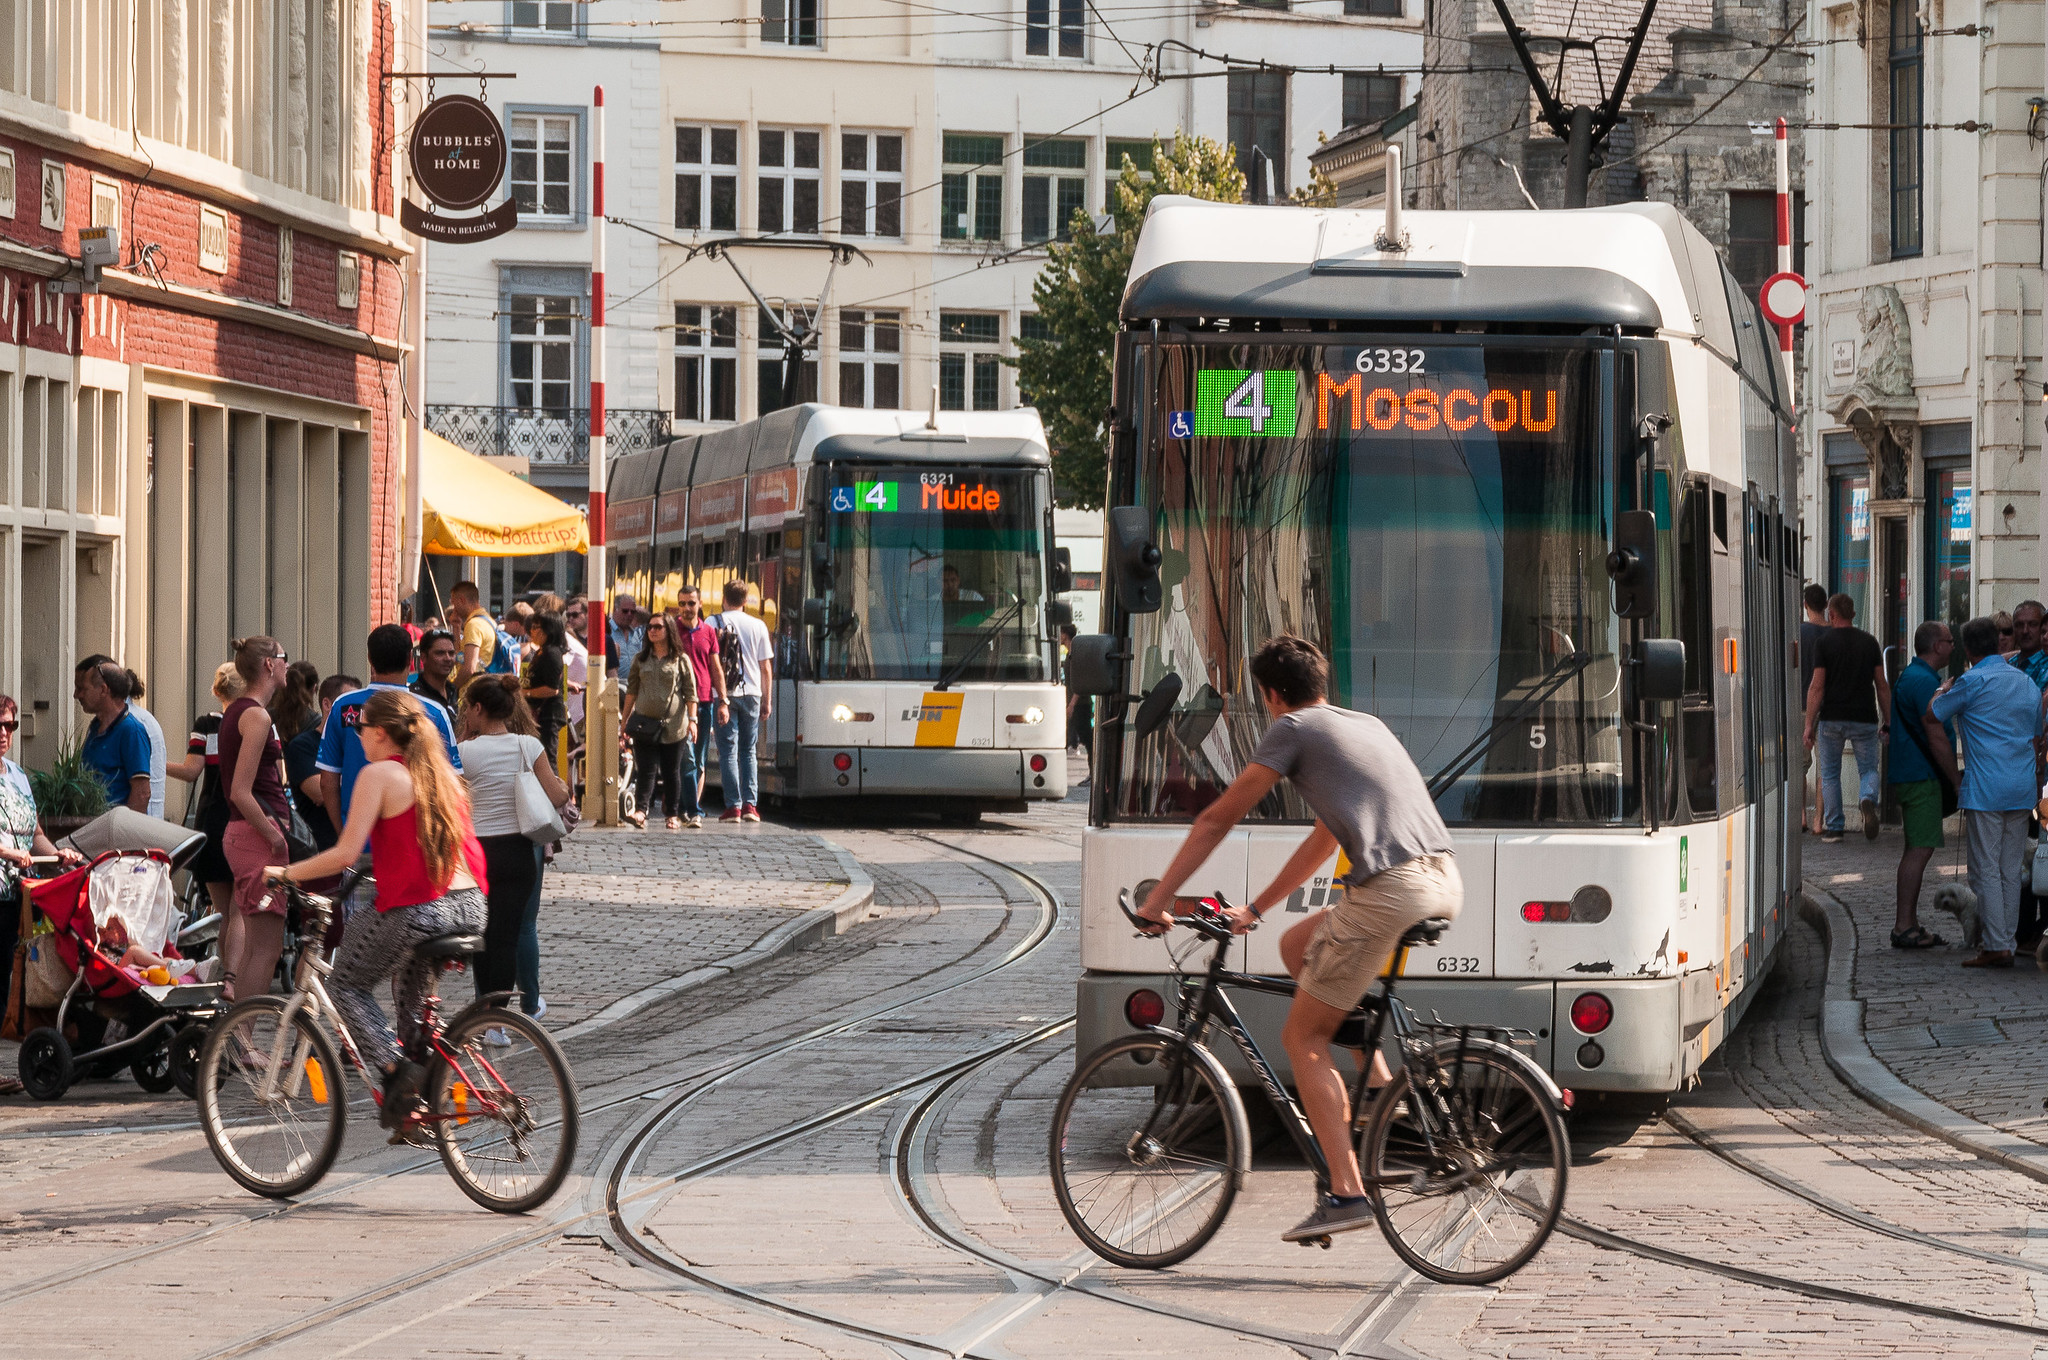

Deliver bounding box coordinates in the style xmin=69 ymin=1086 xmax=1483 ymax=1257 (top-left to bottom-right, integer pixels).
xmin=621 ymin=614 xmax=697 ymax=830
xmin=458 ymin=676 xmax=572 ymax=1022
xmin=219 ymin=636 xmax=295 ymax=1002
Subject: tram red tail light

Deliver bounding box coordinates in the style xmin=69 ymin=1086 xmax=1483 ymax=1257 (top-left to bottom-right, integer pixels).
xmin=1029 ymin=754 xmax=1048 ymax=772
xmin=1569 ymin=992 xmax=1613 ymax=1035
xmin=1124 ymin=989 xmax=1166 ymax=1029
xmin=832 ymin=752 xmax=853 ymax=772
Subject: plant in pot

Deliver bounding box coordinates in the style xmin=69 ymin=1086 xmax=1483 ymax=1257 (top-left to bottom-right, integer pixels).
xmin=30 ymin=731 xmax=110 ymax=842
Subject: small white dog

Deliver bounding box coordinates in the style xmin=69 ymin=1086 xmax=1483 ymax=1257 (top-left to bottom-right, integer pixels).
xmin=1927 ymin=881 xmax=1979 ymax=949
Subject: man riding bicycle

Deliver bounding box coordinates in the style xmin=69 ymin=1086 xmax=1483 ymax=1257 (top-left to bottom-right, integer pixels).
xmin=1137 ymin=635 xmax=1462 ymax=1242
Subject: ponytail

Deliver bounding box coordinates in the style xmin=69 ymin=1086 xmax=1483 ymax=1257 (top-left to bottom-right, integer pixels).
xmin=360 ymin=689 xmax=469 ymax=886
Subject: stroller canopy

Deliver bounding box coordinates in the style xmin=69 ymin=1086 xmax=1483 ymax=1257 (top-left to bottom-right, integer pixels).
xmin=59 ymin=806 xmax=207 ymax=872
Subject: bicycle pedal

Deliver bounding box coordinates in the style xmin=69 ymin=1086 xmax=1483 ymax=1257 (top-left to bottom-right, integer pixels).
xmin=1314 ymin=1235 xmax=1332 ymax=1250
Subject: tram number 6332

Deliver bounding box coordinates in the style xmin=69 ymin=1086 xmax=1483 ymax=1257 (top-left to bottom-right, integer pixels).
xmin=1436 ymin=956 xmax=1482 ymax=974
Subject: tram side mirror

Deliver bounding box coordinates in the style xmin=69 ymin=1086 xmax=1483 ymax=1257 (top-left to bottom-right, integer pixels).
xmin=1132 ymin=672 xmax=1184 ymax=742
xmin=1607 ymin=510 xmax=1658 ymax=620
xmin=1065 ymin=634 xmax=1125 ymax=695
xmin=1108 ymin=506 xmax=1163 ymax=614
xmin=1046 ymin=600 xmax=1074 ymax=628
xmin=1051 ymin=546 xmax=1074 ymax=595
xmin=1634 ymin=638 xmax=1685 ymax=702
xmin=803 ymin=598 xmax=827 ymax=628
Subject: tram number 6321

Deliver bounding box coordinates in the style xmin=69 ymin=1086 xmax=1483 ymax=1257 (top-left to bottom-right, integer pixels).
xmin=1436 ymin=956 xmax=1482 ymax=974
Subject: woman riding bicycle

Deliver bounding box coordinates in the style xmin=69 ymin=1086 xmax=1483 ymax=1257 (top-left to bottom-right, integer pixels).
xmin=266 ymin=688 xmax=488 ymax=1132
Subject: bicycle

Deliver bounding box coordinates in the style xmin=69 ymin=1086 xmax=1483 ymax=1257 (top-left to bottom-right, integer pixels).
xmin=1049 ymin=889 xmax=1569 ymax=1283
xmin=195 ymin=873 xmax=579 ymax=1213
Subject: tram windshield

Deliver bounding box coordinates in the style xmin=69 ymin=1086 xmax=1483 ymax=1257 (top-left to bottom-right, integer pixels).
xmin=1112 ymin=339 xmax=1633 ymax=827
xmin=814 ymin=465 xmax=1054 ymax=683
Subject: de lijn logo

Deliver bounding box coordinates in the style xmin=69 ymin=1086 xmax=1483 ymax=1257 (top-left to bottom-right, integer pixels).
xmin=403 ymin=95 xmax=517 ymax=244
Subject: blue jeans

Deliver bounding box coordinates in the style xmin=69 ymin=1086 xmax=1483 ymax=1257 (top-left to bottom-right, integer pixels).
xmin=1817 ymin=719 xmax=1882 ymax=832
xmin=690 ymin=700 xmax=716 ymax=808
xmin=718 ymin=694 xmax=761 ymax=810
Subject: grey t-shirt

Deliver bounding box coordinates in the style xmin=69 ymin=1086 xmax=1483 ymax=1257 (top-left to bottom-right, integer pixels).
xmin=1248 ymin=703 xmax=1453 ymax=882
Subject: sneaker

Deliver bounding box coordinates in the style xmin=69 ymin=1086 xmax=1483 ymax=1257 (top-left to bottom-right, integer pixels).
xmin=743 ymin=804 xmax=762 ymax=822
xmin=483 ymin=1027 xmax=512 ymax=1048
xmin=387 ymin=1124 xmax=436 ymax=1149
xmin=1281 ymin=1194 xmax=1379 ymax=1243
xmin=1861 ymin=797 xmax=1880 ymax=840
xmin=379 ymin=1060 xmax=427 ymax=1130
xmin=685 ymin=814 xmax=703 ymax=828
xmin=719 ymin=808 xmax=742 ymax=822
xmin=1820 ymin=831 xmax=1843 ymax=844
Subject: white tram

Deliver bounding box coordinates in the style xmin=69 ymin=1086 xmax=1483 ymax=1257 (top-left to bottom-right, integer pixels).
xmin=609 ymin=404 xmax=1072 ymax=817
xmin=1069 ymin=198 xmax=1799 ymax=1092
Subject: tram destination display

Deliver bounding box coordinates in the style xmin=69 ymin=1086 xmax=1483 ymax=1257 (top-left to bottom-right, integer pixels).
xmin=1176 ymin=347 xmax=1573 ymax=443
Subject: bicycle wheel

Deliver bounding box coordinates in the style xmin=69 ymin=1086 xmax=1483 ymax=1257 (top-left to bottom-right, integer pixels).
xmin=198 ymin=996 xmax=346 ymax=1199
xmin=430 ymin=1008 xmax=579 ymax=1213
xmin=1362 ymin=1042 xmax=1568 ymax=1285
xmin=1049 ymin=1034 xmax=1247 ymax=1269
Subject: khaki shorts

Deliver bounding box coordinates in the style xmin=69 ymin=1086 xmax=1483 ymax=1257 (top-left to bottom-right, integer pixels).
xmin=1298 ymin=854 xmax=1463 ymax=1011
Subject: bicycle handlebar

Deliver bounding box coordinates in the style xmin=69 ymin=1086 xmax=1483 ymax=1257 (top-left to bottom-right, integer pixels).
xmin=1117 ymin=886 xmax=1241 ymax=940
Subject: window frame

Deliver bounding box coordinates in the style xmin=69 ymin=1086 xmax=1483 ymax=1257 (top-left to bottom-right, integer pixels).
xmin=1341 ymin=72 xmax=1402 ymax=130
xmin=761 ymin=0 xmax=820 ymax=48
xmin=505 ymin=106 xmax=583 ymax=227
xmin=1025 ymin=0 xmax=1086 ymax=58
xmin=1226 ymin=69 xmax=1289 ymax=196
xmin=1021 ymin=137 xmax=1088 ymax=244
xmin=941 ymin=134 xmax=1007 ymax=243
xmin=1887 ymin=2 xmax=1923 ymax=259
xmin=505 ymin=0 xmax=582 ymax=39
xmin=499 ymin=266 xmax=587 ymax=412
xmin=1343 ymin=0 xmax=1403 ymax=14
xmin=838 ymin=131 xmax=905 ymax=239
xmin=836 ymin=309 xmax=903 ymax=409
xmin=938 ymin=311 xmax=1006 ymax=411
xmin=1726 ymin=189 xmax=1807 ymax=300
xmin=675 ymin=122 xmax=742 ymax=234
xmin=674 ymin=303 xmax=740 ymax=424
xmin=757 ymin=127 xmax=825 ymax=236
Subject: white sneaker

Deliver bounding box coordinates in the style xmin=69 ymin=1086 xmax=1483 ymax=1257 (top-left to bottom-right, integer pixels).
xmin=483 ymin=1027 xmax=512 ymax=1048
xmin=531 ymin=997 xmax=547 ymax=1021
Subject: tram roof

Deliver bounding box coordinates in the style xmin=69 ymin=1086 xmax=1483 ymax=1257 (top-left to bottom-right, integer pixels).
xmin=1123 ymin=198 xmax=1740 ymax=355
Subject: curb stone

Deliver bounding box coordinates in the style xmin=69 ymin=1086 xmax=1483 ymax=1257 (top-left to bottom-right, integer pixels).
xmin=1802 ymin=880 xmax=2048 ymax=1184
xmin=551 ymin=833 xmax=875 ymax=1046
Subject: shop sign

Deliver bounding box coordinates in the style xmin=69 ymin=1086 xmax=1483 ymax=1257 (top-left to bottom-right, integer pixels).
xmin=404 ymin=95 xmax=517 ymax=243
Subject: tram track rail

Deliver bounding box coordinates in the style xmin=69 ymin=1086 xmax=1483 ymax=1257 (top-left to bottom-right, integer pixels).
xmin=160 ymin=830 xmax=1069 ymax=1358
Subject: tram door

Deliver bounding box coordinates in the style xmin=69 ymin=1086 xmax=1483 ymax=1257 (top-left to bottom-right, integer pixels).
xmin=1742 ymin=488 xmax=1781 ymax=958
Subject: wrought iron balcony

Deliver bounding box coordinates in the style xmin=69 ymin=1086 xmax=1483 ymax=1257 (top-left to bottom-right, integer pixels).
xmin=424 ymin=405 xmax=672 ymax=465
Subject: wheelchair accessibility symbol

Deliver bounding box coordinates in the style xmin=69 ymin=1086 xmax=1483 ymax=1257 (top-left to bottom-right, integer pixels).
xmin=1168 ymin=411 xmax=1193 ymax=439
xmin=830 ymin=486 xmax=856 ymax=512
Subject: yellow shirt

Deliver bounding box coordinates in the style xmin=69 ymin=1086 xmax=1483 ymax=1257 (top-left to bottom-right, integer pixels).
xmin=462 ymin=614 xmax=497 ymax=671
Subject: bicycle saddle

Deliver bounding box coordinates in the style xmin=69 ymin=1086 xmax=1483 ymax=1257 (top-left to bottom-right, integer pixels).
xmin=416 ymin=931 xmax=484 ymax=959
xmin=1399 ymin=918 xmax=1453 ymax=948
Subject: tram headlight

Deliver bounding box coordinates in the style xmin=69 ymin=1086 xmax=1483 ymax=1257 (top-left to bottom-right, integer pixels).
xmin=1569 ymin=992 xmax=1613 ymax=1035
xmin=1007 ymin=707 xmax=1046 ymax=725
xmin=829 ymin=705 xmax=874 ymax=724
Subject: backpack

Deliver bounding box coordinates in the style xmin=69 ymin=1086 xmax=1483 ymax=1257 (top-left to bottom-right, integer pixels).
xmin=484 ymin=624 xmax=519 ymax=675
xmin=712 ymin=613 xmax=748 ymax=692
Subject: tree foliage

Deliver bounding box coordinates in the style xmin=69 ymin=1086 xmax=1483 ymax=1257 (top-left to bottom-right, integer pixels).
xmin=1014 ymin=136 xmax=1245 ymax=508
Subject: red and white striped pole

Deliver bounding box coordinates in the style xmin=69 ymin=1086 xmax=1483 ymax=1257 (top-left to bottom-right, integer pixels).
xmin=1758 ymin=117 xmax=1806 ymax=415
xmin=584 ymin=85 xmax=618 ymax=823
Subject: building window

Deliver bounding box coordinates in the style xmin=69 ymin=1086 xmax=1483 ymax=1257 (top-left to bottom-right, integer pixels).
xmin=759 ymin=128 xmax=822 ymax=234
xmin=509 ymin=1 xmax=577 ymax=33
xmin=839 ymin=132 xmax=903 ymax=237
xmin=1342 ymin=73 xmax=1402 ymax=129
xmin=509 ymin=294 xmax=578 ymax=412
xmin=510 ymin=113 xmax=576 ymax=220
xmin=1344 ymin=0 xmax=1402 ymax=13
xmin=1726 ymin=190 xmax=1807 ymax=299
xmin=939 ymin=312 xmax=1003 ymax=411
xmin=1888 ymin=3 xmax=1922 ymax=258
xmin=1105 ymin=137 xmax=1160 ymax=206
xmin=1227 ymin=70 xmax=1288 ymax=195
xmin=942 ymin=134 xmax=1005 ymax=241
xmin=762 ymin=0 xmax=818 ymax=46
xmin=1022 ymin=138 xmax=1086 ymax=244
xmin=838 ymin=310 xmax=901 ymax=409
xmin=758 ymin=306 xmax=819 ymax=415
xmin=676 ymin=124 xmax=739 ymax=232
xmin=1026 ymin=0 xmax=1084 ymax=57
xmin=675 ymin=305 xmax=738 ymax=423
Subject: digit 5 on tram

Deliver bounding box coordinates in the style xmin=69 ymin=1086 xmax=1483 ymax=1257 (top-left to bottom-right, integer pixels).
xmin=608 ymin=403 xmax=1074 ymax=817
xmin=1067 ymin=198 xmax=1800 ymax=1093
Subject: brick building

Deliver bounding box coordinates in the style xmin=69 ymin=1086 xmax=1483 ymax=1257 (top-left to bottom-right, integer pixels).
xmin=0 ymin=3 xmax=416 ymax=787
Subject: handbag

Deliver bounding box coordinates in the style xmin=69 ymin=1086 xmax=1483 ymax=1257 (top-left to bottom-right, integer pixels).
xmin=1893 ymin=693 xmax=1959 ymax=820
xmin=623 ymin=660 xmax=678 ymax=744
xmin=280 ymin=804 xmax=319 ymax=863
xmin=514 ymin=768 xmax=567 ymax=844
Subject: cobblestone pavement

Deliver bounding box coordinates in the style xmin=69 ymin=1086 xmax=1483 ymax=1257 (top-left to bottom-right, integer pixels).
xmin=16 ymin=760 xmax=2048 ymax=1357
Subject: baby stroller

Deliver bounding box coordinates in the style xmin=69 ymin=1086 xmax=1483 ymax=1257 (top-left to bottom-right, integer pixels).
xmin=14 ymin=822 xmax=224 ymax=1100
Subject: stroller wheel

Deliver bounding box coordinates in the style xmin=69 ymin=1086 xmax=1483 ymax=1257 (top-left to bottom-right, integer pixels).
xmin=132 ymin=1036 xmax=178 ymax=1094
xmin=169 ymin=1025 xmax=206 ymax=1100
xmin=19 ymin=1028 xmax=73 ymax=1101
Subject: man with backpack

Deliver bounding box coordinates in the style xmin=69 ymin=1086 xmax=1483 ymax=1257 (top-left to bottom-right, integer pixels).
xmin=1888 ymin=621 xmax=1955 ymax=950
xmin=448 ymin=580 xmax=518 ymax=686
xmin=712 ymin=580 xmax=775 ymax=823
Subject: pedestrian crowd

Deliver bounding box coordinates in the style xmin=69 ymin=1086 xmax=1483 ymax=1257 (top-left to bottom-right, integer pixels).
xmin=1804 ymin=584 xmax=2048 ymax=968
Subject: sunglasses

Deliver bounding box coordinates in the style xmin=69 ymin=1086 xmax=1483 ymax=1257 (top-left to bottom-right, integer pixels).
xmin=0 ymin=720 xmax=19 ymax=733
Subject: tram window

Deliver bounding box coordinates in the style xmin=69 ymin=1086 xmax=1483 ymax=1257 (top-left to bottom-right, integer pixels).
xmin=665 ymin=546 xmax=685 ymax=572
xmin=1710 ymin=490 xmax=1729 ymax=553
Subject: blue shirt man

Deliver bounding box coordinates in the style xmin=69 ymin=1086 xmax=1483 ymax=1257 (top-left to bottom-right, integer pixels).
xmin=81 ymin=704 xmax=151 ymax=809
xmin=1931 ymin=650 xmax=2043 ymax=811
xmin=315 ymin=624 xmax=462 ymax=827
xmin=1890 ymin=653 xmax=1955 ymax=786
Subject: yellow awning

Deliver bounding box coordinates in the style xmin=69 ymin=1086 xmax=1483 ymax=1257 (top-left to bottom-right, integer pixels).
xmin=421 ymin=431 xmax=589 ymax=557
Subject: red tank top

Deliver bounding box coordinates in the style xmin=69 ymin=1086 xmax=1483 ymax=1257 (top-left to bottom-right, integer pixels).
xmin=367 ymin=773 xmax=490 ymax=912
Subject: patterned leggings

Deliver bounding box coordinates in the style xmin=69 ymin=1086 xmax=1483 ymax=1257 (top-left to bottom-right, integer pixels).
xmin=329 ymin=887 xmax=487 ymax=1072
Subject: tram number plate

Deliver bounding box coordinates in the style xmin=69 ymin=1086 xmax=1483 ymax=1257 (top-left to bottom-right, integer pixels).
xmin=1435 ymin=956 xmax=1482 ymax=974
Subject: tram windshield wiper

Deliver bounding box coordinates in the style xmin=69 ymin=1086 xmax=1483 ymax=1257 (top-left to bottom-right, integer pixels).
xmin=1423 ymin=650 xmax=1604 ymax=801
xmin=932 ymin=598 xmax=1028 ymax=691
